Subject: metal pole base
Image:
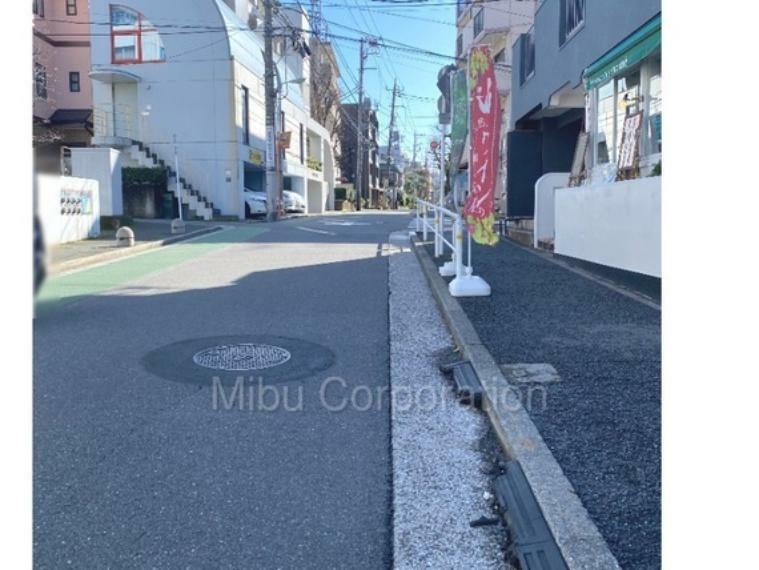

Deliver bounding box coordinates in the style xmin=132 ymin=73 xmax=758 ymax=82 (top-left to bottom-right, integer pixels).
xmin=439 ymin=259 xmax=456 ymax=277
xmin=449 ymin=274 xmax=491 ymax=297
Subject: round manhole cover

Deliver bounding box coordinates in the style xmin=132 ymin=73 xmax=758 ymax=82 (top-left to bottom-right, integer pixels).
xmin=193 ymin=344 xmax=291 ymax=371
xmin=142 ymin=335 xmax=335 ymax=386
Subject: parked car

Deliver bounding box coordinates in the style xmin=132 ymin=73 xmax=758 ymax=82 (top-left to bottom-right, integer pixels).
xmin=283 ymin=190 xmax=306 ymax=213
xmin=244 ymin=188 xmax=268 ymax=218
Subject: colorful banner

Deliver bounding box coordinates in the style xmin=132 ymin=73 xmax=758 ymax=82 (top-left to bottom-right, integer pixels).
xmin=449 ymin=69 xmax=468 ymax=184
xmin=465 ymin=46 xmax=501 ymax=246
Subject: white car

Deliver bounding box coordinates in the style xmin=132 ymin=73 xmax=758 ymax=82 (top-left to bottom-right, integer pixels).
xmin=283 ymin=190 xmax=306 ymax=213
xmin=244 ymin=188 xmax=268 ymax=218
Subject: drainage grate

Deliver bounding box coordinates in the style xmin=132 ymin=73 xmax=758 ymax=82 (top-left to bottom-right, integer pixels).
xmin=192 ymin=344 xmax=292 ymax=371
xmin=439 ymin=360 xmax=484 ymax=408
xmin=494 ymin=461 xmax=569 ymax=570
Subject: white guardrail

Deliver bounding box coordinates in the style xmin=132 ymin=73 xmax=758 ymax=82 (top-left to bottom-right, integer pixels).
xmin=414 ymin=198 xmax=491 ymax=297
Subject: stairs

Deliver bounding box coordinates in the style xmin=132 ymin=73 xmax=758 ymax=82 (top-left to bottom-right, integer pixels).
xmin=125 ymin=141 xmax=221 ymax=221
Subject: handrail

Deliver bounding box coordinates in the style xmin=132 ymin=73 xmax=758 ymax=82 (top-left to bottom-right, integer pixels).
xmin=414 ymin=196 xmax=491 ymax=298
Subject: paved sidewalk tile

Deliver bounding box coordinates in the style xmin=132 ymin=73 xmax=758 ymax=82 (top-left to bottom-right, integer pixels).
xmin=430 ymin=239 xmax=661 ymax=570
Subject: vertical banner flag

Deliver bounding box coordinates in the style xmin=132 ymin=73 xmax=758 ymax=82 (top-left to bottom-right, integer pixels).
xmin=449 ymin=69 xmax=468 ymax=187
xmin=465 ymin=46 xmax=501 ymax=246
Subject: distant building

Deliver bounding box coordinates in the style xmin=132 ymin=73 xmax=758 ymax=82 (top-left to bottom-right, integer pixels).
xmin=339 ymin=101 xmax=380 ymax=206
xmin=309 ymin=38 xmax=343 ymax=192
xmin=84 ymin=0 xmax=337 ymax=219
xmin=33 ymin=0 xmax=94 ymax=173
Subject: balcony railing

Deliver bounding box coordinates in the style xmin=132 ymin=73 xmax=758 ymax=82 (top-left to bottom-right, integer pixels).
xmin=307 ymin=157 xmax=323 ymax=172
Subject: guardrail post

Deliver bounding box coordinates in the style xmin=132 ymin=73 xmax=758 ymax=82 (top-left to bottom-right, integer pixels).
xmin=422 ymin=203 xmax=428 ymax=242
xmin=415 ymin=200 xmax=421 ymax=233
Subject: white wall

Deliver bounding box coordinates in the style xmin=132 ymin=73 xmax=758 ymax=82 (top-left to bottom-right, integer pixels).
xmin=35 ymin=175 xmax=100 ymax=246
xmin=554 ymin=177 xmax=661 ymax=277
xmin=533 ymin=172 xmax=569 ymax=247
xmin=71 ymin=147 xmax=123 ymax=216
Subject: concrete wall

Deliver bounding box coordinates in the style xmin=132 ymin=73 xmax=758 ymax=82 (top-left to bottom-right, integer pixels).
xmin=71 ymin=147 xmax=123 ymax=216
xmin=35 ymin=175 xmax=100 ymax=246
xmin=554 ymin=177 xmax=661 ymax=277
xmin=511 ymin=0 xmax=661 ymax=123
xmin=533 ymin=172 xmax=568 ymax=247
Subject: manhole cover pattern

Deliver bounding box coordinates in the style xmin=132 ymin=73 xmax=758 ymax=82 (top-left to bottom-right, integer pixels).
xmin=192 ymin=344 xmax=292 ymax=371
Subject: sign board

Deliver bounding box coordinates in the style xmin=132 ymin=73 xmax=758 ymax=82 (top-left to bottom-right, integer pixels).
xmin=616 ymin=111 xmax=643 ymax=179
xmin=464 ymin=45 xmax=501 ymax=246
xmin=430 ymin=140 xmax=439 ymax=151
xmin=266 ymin=126 xmax=276 ymax=169
xmin=568 ymin=132 xmax=590 ymax=187
xmin=249 ymin=149 xmax=264 ymax=166
xmin=278 ymin=131 xmax=292 ymax=150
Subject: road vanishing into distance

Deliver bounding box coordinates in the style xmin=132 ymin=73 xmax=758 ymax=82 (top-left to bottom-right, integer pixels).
xmin=34 ymin=213 xmax=410 ymax=568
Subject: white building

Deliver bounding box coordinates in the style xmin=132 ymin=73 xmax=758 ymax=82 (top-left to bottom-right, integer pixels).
xmin=87 ymin=0 xmax=336 ymax=220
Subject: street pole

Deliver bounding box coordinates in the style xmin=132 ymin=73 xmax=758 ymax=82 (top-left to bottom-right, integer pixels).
xmin=263 ymin=0 xmax=279 ymax=222
xmin=173 ymin=134 xmax=183 ymax=222
xmin=355 ymin=38 xmax=366 ymax=212
xmin=385 ymin=79 xmax=398 ymax=209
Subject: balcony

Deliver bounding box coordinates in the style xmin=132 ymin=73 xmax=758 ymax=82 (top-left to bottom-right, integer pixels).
xmin=307 ymin=156 xmax=323 ymax=172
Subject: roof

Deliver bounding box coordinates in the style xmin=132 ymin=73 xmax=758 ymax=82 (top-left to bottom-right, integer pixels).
xmin=47 ymin=109 xmax=92 ymax=125
xmin=214 ymin=0 xmax=305 ymax=109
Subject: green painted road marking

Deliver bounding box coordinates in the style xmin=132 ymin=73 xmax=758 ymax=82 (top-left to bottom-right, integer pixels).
xmin=36 ymin=226 xmax=267 ymax=313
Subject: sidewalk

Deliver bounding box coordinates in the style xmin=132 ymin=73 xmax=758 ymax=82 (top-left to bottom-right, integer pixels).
xmin=428 ymin=238 xmax=661 ymax=569
xmin=49 ymin=219 xmax=219 ymax=273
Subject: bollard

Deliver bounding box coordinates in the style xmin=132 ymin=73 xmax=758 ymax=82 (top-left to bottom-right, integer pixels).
xmin=115 ymin=226 xmax=135 ymax=247
xmin=422 ymin=204 xmax=428 ymax=242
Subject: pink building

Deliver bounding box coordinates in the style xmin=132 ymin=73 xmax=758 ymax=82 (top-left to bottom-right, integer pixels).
xmin=33 ymin=0 xmax=93 ymax=172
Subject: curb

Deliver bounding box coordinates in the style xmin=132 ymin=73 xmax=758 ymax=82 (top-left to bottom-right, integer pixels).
xmin=49 ymin=225 xmax=224 ymax=275
xmin=411 ymin=236 xmax=621 ymax=570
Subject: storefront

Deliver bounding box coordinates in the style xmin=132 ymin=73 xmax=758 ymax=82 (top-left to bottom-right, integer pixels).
xmin=584 ymin=14 xmax=662 ymax=183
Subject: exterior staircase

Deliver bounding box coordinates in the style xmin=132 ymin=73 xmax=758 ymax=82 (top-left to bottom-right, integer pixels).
xmin=124 ymin=141 xmax=220 ymax=221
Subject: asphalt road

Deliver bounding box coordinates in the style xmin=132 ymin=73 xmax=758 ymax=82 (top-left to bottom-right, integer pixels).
xmin=34 ymin=213 xmax=411 ymax=568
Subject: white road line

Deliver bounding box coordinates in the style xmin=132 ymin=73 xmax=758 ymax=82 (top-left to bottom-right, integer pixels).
xmin=296 ymin=226 xmax=336 ymax=236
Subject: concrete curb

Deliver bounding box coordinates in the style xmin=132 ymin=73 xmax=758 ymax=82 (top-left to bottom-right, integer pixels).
xmin=411 ymin=236 xmax=621 ymax=570
xmin=49 ymin=225 xmax=224 ymax=275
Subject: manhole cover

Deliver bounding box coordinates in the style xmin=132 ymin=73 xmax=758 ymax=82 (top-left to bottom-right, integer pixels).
xmin=142 ymin=335 xmax=335 ymax=386
xmin=193 ymin=344 xmax=292 ymax=371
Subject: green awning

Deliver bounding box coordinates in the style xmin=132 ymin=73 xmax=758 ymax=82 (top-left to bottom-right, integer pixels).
xmin=584 ymin=14 xmax=661 ymax=90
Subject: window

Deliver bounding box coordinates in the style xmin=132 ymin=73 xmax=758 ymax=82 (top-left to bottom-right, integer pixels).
xmin=34 ymin=63 xmax=47 ymax=99
xmin=456 ymin=34 xmax=463 ymax=57
xmin=69 ymin=71 xmax=81 ymax=92
xmin=299 ymin=124 xmax=304 ymax=164
xmin=66 ymin=0 xmax=77 ymax=16
xmin=560 ymin=0 xmax=585 ymax=45
xmin=520 ymin=29 xmax=535 ymax=84
xmin=110 ymin=5 xmax=166 ymax=64
xmin=592 ymin=66 xmax=646 ymax=166
xmin=473 ymin=9 xmax=484 ymax=38
xmin=33 ymin=0 xmax=44 ymax=17
xmin=646 ymin=56 xmax=662 ymax=154
xmin=242 ymin=85 xmax=250 ymax=145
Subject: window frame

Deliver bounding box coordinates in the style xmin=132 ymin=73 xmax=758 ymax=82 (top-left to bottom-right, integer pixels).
xmin=473 ymin=8 xmax=485 ymax=39
xmin=520 ymin=29 xmax=535 ymax=84
xmin=110 ymin=5 xmax=166 ymax=65
xmin=33 ymin=0 xmax=45 ymax=17
xmin=456 ymin=34 xmax=463 ymax=58
xmin=241 ymin=85 xmax=250 ymax=146
xmin=66 ymin=0 xmax=77 ymax=16
xmin=69 ymin=71 xmax=81 ymax=93
xmin=34 ymin=63 xmax=47 ymax=100
xmin=560 ymin=0 xmax=585 ymax=46
xmin=299 ymin=124 xmax=305 ymax=164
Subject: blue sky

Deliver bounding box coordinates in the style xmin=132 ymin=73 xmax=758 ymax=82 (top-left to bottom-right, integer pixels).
xmin=317 ymin=1 xmax=457 ymax=161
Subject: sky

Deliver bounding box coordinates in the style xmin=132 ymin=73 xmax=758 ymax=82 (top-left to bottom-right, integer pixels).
xmin=315 ymin=0 xmax=457 ymax=162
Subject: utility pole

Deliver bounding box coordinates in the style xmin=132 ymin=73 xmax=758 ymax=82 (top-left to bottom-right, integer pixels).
xmin=263 ymin=0 xmax=279 ymax=222
xmin=355 ymin=38 xmax=366 ymax=212
xmin=385 ymin=79 xmax=398 ymax=209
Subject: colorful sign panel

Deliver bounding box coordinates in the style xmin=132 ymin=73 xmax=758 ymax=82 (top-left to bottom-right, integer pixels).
xmin=449 ymin=69 xmax=468 ymax=184
xmin=465 ymin=46 xmax=501 ymax=246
